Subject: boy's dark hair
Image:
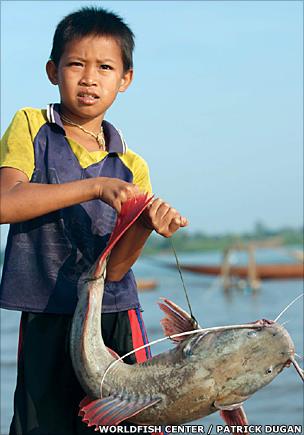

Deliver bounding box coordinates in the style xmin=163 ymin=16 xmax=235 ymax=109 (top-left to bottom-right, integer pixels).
xmin=50 ymin=6 xmax=134 ymax=72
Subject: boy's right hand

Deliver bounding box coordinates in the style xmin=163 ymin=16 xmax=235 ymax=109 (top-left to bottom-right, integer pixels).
xmin=96 ymin=177 xmax=140 ymax=214
xmin=0 ymin=169 xmax=139 ymax=224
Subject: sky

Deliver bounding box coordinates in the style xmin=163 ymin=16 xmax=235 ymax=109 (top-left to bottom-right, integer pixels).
xmin=0 ymin=1 xmax=303 ymax=244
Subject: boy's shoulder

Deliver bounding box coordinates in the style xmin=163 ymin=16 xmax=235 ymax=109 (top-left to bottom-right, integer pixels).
xmin=119 ymin=146 xmax=151 ymax=193
xmin=1 ymin=108 xmax=49 ymax=152
xmin=8 ymin=107 xmax=48 ymax=136
xmin=14 ymin=106 xmax=48 ymax=123
xmin=121 ymin=146 xmax=149 ymax=170
xmin=3 ymin=107 xmax=48 ymax=141
xmin=1 ymin=107 xmax=49 ymax=179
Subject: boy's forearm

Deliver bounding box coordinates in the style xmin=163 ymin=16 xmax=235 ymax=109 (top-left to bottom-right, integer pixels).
xmin=106 ymin=220 xmax=153 ymax=282
xmin=0 ymin=178 xmax=99 ymax=224
xmin=0 ymin=168 xmax=140 ymax=224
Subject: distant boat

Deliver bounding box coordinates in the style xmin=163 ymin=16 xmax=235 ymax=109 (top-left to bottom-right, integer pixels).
xmin=136 ymin=279 xmax=158 ymax=291
xmin=175 ymin=263 xmax=304 ymax=280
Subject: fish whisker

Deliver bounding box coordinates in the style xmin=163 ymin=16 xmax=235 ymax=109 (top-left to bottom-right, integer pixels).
xmin=295 ymin=353 xmax=303 ymax=361
xmin=280 ymin=320 xmax=290 ymax=327
xmin=274 ymin=293 xmax=304 ymax=323
xmin=290 ymin=356 xmax=304 ymax=382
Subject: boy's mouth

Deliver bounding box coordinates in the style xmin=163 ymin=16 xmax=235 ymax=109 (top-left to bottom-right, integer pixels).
xmin=77 ymin=92 xmax=100 ymax=105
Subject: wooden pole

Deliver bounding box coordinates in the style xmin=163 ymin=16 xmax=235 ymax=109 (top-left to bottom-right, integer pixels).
xmin=247 ymin=244 xmax=261 ymax=289
xmin=220 ymin=247 xmax=232 ymax=290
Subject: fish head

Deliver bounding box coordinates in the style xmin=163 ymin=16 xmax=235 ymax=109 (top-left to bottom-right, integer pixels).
xmin=180 ymin=320 xmax=295 ymax=408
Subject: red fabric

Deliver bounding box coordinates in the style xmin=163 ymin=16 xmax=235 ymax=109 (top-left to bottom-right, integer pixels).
xmin=128 ymin=310 xmax=165 ymax=435
xmin=128 ymin=309 xmax=149 ymax=363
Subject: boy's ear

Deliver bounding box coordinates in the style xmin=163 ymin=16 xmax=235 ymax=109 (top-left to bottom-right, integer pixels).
xmin=46 ymin=60 xmax=58 ymax=85
xmin=119 ymin=69 xmax=133 ymax=93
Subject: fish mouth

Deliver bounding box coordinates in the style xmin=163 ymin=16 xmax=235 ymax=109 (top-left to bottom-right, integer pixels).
xmin=252 ymin=319 xmax=275 ymax=328
xmin=284 ymin=359 xmax=292 ymax=368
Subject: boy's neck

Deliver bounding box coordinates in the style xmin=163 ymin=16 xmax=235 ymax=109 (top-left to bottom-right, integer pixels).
xmin=59 ymin=104 xmax=104 ymax=131
xmin=65 ymin=126 xmax=105 ymax=152
xmin=59 ymin=104 xmax=106 ymax=151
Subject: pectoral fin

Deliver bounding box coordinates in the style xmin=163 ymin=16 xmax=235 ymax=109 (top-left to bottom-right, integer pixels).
xmin=106 ymin=347 xmax=120 ymax=360
xmin=218 ymin=405 xmax=249 ymax=435
xmin=215 ymin=400 xmax=245 ymax=411
xmin=79 ymin=394 xmax=161 ymax=429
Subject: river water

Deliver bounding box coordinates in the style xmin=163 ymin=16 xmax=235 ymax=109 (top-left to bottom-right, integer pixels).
xmin=1 ymin=250 xmax=303 ymax=434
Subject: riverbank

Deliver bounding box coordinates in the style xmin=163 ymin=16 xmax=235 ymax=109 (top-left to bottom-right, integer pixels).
xmin=142 ymin=226 xmax=303 ymax=255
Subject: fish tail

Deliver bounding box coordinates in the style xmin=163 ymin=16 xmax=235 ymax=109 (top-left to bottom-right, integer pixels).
xmin=94 ymin=193 xmax=153 ymax=277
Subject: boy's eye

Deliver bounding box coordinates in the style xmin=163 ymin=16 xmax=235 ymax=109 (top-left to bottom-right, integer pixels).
xmin=68 ymin=62 xmax=83 ymax=67
xmin=100 ymin=64 xmax=113 ymax=70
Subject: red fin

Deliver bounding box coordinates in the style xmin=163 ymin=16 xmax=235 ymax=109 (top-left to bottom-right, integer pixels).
xmin=79 ymin=395 xmax=93 ymax=412
xmin=94 ymin=194 xmax=153 ymax=277
xmin=106 ymin=347 xmax=120 ymax=360
xmin=220 ymin=406 xmax=249 ymax=434
xmin=79 ymin=394 xmax=161 ymax=429
xmin=158 ymin=297 xmax=200 ymax=342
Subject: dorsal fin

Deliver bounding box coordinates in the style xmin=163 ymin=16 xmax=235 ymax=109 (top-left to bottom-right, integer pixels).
xmin=158 ymin=297 xmax=200 ymax=342
xmin=94 ymin=194 xmax=153 ymax=277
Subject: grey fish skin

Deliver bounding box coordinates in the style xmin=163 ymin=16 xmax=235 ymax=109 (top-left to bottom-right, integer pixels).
xmin=70 ymin=265 xmax=295 ymax=425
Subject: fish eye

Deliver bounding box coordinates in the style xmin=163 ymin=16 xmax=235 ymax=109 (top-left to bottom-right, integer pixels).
xmin=266 ymin=367 xmax=273 ymax=374
xmin=247 ymin=331 xmax=257 ymax=337
xmin=183 ymin=344 xmax=193 ymax=357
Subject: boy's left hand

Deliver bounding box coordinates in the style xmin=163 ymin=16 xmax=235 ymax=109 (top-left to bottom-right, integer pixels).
xmin=140 ymin=198 xmax=189 ymax=238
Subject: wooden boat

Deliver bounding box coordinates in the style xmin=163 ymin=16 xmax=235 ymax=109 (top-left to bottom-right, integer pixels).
xmin=136 ymin=279 xmax=158 ymax=291
xmin=175 ymin=263 xmax=304 ymax=280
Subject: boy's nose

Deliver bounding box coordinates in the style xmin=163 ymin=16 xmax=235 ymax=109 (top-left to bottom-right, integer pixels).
xmin=79 ymin=76 xmax=97 ymax=86
xmin=79 ymin=67 xmax=98 ymax=86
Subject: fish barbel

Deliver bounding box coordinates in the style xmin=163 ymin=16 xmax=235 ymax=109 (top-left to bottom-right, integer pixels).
xmin=70 ymin=195 xmax=300 ymax=431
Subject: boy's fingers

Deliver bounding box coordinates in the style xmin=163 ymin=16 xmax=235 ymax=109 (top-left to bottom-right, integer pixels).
xmin=147 ymin=197 xmax=189 ymax=233
xmin=148 ymin=197 xmax=163 ymax=212
xmin=122 ymin=186 xmax=134 ymax=200
xmin=129 ymin=183 xmax=140 ymax=196
xmin=118 ymin=183 xmax=139 ymax=202
xmin=112 ymin=199 xmax=121 ymax=213
xmin=150 ymin=199 xmax=175 ymax=216
xmin=157 ymin=203 xmax=172 ymax=222
xmin=147 ymin=198 xmax=166 ymax=221
xmin=170 ymin=218 xmax=181 ymax=232
xmin=180 ymin=216 xmax=189 ymax=227
xmin=165 ymin=215 xmax=188 ymax=235
xmin=168 ymin=212 xmax=188 ymax=228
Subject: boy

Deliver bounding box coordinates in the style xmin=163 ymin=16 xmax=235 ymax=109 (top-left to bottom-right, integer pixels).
xmin=0 ymin=6 xmax=188 ymax=435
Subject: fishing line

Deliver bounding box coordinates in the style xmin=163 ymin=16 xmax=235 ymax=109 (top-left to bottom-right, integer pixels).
xmin=170 ymin=238 xmax=198 ymax=326
xmin=274 ymin=293 xmax=304 ymax=322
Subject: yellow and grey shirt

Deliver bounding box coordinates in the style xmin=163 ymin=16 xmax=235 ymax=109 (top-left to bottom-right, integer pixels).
xmin=0 ymin=104 xmax=151 ymax=314
xmin=1 ymin=105 xmax=152 ymax=193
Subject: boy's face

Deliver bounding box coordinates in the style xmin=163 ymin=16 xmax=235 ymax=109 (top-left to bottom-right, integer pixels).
xmin=46 ymin=35 xmax=132 ymax=121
